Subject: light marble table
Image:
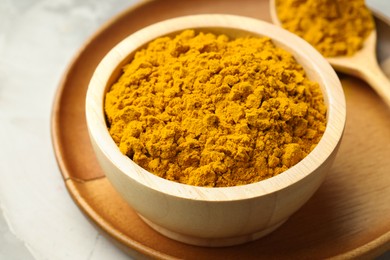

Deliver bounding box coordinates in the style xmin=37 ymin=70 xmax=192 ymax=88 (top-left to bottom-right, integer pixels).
xmin=0 ymin=0 xmax=389 ymax=259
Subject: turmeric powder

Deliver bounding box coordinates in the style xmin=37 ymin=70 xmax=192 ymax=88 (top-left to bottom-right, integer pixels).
xmin=275 ymin=0 xmax=374 ymax=57
xmin=105 ymin=30 xmax=327 ymax=187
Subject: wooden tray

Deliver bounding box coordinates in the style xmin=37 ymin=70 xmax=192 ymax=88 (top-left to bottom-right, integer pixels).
xmin=51 ymin=0 xmax=390 ymax=259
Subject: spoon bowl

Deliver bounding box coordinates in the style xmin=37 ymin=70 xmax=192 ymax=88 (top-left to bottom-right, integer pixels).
xmin=270 ymin=0 xmax=390 ymax=107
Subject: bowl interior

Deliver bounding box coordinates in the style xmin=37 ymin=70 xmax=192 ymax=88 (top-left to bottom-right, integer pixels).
xmin=86 ymin=14 xmax=346 ymax=201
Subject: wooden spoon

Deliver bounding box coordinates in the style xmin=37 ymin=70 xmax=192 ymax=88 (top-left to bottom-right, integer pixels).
xmin=270 ymin=0 xmax=390 ymax=107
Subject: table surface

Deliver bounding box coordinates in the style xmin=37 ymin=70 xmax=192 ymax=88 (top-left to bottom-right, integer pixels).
xmin=0 ymin=0 xmax=389 ymax=259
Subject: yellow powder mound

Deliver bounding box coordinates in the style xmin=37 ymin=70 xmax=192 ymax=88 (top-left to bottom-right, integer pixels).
xmin=276 ymin=0 xmax=374 ymax=57
xmin=105 ymin=30 xmax=327 ymax=187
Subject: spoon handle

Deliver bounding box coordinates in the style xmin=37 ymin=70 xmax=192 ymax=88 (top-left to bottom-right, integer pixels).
xmin=359 ymin=58 xmax=390 ymax=108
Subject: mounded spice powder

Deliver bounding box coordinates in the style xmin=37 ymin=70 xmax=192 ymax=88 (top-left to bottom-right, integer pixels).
xmin=104 ymin=30 xmax=327 ymax=187
xmin=275 ymin=0 xmax=374 ymax=57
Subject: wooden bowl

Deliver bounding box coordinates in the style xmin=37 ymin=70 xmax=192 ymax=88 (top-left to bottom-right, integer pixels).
xmin=85 ymin=14 xmax=346 ymax=247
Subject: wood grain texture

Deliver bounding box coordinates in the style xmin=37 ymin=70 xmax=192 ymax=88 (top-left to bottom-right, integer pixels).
xmin=51 ymin=0 xmax=390 ymax=258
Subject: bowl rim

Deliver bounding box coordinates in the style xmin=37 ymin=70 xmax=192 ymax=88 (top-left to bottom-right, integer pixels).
xmin=85 ymin=14 xmax=346 ymax=202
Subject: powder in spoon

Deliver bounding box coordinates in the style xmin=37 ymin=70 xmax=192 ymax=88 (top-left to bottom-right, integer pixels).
xmin=275 ymin=0 xmax=375 ymax=57
xmin=104 ymin=30 xmax=327 ymax=187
